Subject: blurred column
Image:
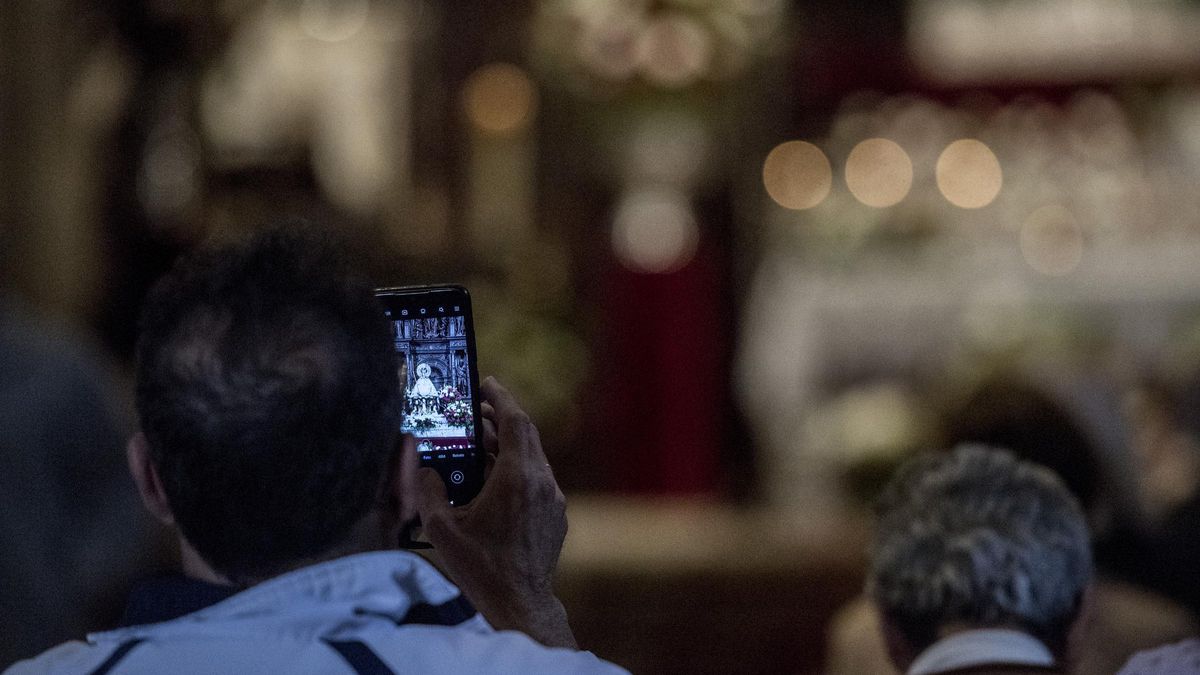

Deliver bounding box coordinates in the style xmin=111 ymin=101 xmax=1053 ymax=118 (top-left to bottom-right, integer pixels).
xmin=0 ymin=4 xmax=19 ymax=276
xmin=0 ymin=0 xmax=102 ymax=318
xmin=463 ymin=62 xmax=538 ymax=255
xmin=0 ymin=1 xmax=45 ymax=297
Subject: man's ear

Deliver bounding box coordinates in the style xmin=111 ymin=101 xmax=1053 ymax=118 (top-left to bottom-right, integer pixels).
xmin=127 ymin=431 xmax=174 ymax=525
xmin=389 ymin=433 xmax=419 ymax=525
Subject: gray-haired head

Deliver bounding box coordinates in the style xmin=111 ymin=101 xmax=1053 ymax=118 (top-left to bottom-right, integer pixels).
xmin=868 ymin=445 xmax=1092 ymax=656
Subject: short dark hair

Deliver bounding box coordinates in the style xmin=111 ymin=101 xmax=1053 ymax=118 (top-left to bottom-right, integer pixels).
xmin=135 ymin=226 xmax=401 ymax=584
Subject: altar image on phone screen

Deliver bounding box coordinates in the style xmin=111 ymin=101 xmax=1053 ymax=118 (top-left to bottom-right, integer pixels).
xmin=392 ymin=314 xmax=476 ymax=454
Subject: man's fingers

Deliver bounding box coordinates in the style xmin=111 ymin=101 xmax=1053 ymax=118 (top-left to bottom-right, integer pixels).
xmin=480 ymin=377 xmax=527 ymax=428
xmin=483 ymin=452 xmax=497 ymax=481
xmin=415 ymin=468 xmax=452 ymax=533
xmin=482 ymin=416 xmax=499 ymax=455
xmin=480 ymin=377 xmax=550 ymax=467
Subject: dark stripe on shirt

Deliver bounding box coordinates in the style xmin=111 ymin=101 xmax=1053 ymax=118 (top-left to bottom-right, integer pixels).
xmin=325 ymin=640 xmax=395 ymax=675
xmin=87 ymin=639 xmax=144 ymax=675
xmin=399 ymin=595 xmax=476 ymax=626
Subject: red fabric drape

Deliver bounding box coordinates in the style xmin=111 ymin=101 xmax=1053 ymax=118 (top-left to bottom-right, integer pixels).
xmin=593 ymin=238 xmax=725 ymax=494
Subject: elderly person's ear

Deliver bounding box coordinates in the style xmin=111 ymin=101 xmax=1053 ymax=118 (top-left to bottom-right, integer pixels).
xmin=127 ymin=432 xmax=174 ymax=525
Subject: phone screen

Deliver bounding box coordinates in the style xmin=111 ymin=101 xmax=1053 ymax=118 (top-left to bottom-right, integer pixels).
xmin=376 ymin=286 xmax=484 ymax=506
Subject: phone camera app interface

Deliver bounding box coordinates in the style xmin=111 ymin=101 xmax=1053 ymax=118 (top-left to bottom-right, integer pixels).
xmin=391 ymin=310 xmax=476 ymax=460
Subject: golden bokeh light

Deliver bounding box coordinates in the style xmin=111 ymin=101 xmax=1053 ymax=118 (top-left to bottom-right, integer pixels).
xmin=936 ymin=139 xmax=1003 ymax=209
xmin=1020 ymin=205 xmax=1084 ymax=276
xmin=463 ymin=63 xmax=539 ymax=136
xmin=761 ymin=141 xmax=832 ymax=210
xmin=612 ymin=188 xmax=699 ymax=274
xmin=845 ymin=138 xmax=912 ymax=208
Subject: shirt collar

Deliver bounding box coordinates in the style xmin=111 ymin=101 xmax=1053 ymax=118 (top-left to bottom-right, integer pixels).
xmin=907 ymin=628 xmax=1056 ymax=675
xmin=120 ymin=575 xmax=238 ymax=626
xmin=91 ymin=550 xmax=476 ymax=644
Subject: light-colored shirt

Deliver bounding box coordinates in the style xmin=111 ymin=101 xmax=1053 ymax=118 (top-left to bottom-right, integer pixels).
xmin=908 ymin=628 xmax=1056 ymax=675
xmin=1118 ymin=638 xmax=1200 ymax=675
xmin=5 ymin=550 xmax=627 ymax=675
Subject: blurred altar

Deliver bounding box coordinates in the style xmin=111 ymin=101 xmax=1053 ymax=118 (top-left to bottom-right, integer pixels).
xmin=6 ymin=0 xmax=1200 ymax=672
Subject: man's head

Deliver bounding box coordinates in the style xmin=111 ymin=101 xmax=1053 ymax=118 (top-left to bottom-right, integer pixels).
xmin=868 ymin=445 xmax=1092 ymax=667
xmin=130 ymin=227 xmax=405 ymax=585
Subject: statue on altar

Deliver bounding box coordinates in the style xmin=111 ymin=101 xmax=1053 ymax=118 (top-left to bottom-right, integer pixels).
xmin=410 ymin=362 xmax=439 ymax=414
xmin=412 ymin=362 xmax=438 ymax=396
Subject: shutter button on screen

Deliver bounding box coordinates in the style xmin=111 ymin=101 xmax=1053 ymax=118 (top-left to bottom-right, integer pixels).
xmin=450 ymin=470 xmax=465 ymax=485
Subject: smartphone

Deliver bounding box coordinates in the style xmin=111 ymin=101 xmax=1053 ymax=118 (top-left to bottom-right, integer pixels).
xmin=375 ymin=285 xmax=485 ymax=507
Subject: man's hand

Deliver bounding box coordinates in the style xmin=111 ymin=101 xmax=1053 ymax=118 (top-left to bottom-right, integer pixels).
xmin=416 ymin=377 xmax=576 ymax=649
